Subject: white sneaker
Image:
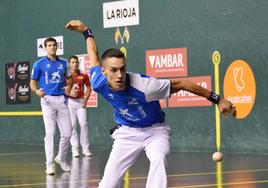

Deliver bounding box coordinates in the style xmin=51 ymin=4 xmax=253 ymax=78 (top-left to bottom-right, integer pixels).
xmin=46 ymin=166 xmax=55 ymax=175
xmin=72 ymin=150 xmax=80 ymax=158
xmin=54 ymin=157 xmax=71 ymax=172
xmin=82 ymin=149 xmax=92 ymax=157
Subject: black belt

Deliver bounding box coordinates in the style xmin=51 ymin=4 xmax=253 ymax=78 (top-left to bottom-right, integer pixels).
xmin=109 ymin=124 xmax=121 ymax=135
xmin=109 ymin=122 xmax=164 ymax=135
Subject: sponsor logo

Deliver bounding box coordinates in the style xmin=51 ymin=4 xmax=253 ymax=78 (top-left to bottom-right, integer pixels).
xmin=48 ymin=71 xmax=62 ymax=84
xmin=115 ymin=27 xmax=130 ymax=45
xmin=168 ymin=76 xmax=212 ymax=107
xmin=146 ymin=48 xmax=188 ymax=78
xmin=108 ymin=94 xmax=115 ymax=100
xmin=37 ymin=36 xmax=64 ymax=57
xmin=58 ymin=64 xmax=63 ymax=70
xmin=107 ymin=8 xmax=136 ymax=20
xmin=17 ymin=64 xmax=28 ymax=73
xmin=223 ymin=60 xmax=256 ymax=119
xmin=103 ymin=0 xmax=139 ymax=28
xmin=120 ymin=47 xmax=127 ymax=58
xmin=18 ymin=85 xmax=29 ymax=94
xmin=7 ymin=83 xmax=18 ymax=101
xmin=128 ymin=97 xmax=138 ymax=105
xmin=118 ymin=107 xmax=145 ymax=121
xmin=51 ymin=71 xmax=60 ymax=80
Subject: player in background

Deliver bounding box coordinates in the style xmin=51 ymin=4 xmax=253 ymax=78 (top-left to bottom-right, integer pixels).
xmin=65 ymin=20 xmax=236 ymax=188
xmin=68 ymin=55 xmax=92 ymax=158
xmin=30 ymin=38 xmax=72 ymax=175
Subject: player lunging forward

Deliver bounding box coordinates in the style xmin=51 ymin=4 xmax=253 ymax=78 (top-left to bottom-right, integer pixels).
xmin=65 ymin=20 xmax=236 ymax=188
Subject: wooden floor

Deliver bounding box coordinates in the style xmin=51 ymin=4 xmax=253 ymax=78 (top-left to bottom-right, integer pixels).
xmin=1 ymin=144 xmax=268 ymax=188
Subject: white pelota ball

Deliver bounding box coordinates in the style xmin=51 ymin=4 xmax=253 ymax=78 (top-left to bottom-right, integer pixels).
xmin=212 ymin=151 xmax=223 ymax=162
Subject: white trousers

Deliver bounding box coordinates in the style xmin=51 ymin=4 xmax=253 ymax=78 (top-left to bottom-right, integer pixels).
xmin=41 ymin=95 xmax=72 ymax=167
xmin=99 ymin=123 xmax=171 ymax=188
xmin=68 ymin=98 xmax=89 ymax=151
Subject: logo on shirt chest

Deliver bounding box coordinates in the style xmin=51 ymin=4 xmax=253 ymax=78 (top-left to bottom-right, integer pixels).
xmin=46 ymin=70 xmax=63 ymax=84
xmin=58 ymin=64 xmax=64 ymax=70
xmin=52 ymin=71 xmax=61 ymax=80
xmin=77 ymin=76 xmax=84 ymax=80
xmin=108 ymin=94 xmax=115 ymax=100
xmin=128 ymin=97 xmax=138 ymax=105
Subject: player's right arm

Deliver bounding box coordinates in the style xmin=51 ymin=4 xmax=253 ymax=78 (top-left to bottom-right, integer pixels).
xmin=30 ymin=61 xmax=44 ymax=97
xmin=65 ymin=20 xmax=100 ymax=69
xmin=170 ymin=79 xmax=236 ymax=118
xmin=30 ymin=80 xmax=44 ymax=97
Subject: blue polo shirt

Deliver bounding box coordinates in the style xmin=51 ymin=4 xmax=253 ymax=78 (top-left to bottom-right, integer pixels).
xmin=31 ymin=57 xmax=69 ymax=96
xmin=90 ymin=66 xmax=171 ymax=128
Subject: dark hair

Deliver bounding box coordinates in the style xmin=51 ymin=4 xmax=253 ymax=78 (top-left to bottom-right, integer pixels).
xmin=44 ymin=37 xmax=57 ymax=47
xmin=68 ymin=55 xmax=79 ymax=62
xmin=101 ymin=48 xmax=125 ymax=61
xmin=68 ymin=55 xmax=80 ymax=73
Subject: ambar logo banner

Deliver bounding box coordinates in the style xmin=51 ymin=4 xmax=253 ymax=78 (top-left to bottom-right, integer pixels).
xmin=146 ymin=48 xmax=188 ymax=78
xmin=168 ymin=76 xmax=212 ymax=107
xmin=224 ymin=60 xmax=256 ymax=119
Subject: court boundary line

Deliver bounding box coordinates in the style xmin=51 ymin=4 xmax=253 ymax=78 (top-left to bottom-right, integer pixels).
xmin=169 ymin=179 xmax=268 ymax=188
xmin=1 ymin=168 xmax=268 ymax=187
xmin=0 ymin=148 xmax=107 ymax=156
xmin=0 ymin=111 xmax=42 ymax=116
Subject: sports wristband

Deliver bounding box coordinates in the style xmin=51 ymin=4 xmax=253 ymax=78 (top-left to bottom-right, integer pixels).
xmin=83 ymin=28 xmax=94 ymax=40
xmin=208 ymin=92 xmax=220 ymax=104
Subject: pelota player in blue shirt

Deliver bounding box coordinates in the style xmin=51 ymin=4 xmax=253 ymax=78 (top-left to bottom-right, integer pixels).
xmin=30 ymin=38 xmax=73 ymax=175
xmin=65 ymin=20 xmax=236 ymax=188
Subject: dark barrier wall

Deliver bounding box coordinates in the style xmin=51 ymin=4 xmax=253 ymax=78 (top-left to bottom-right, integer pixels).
xmin=0 ymin=0 xmax=267 ymax=153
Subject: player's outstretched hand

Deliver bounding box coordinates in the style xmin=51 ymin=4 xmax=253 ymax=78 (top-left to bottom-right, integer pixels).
xmin=65 ymin=20 xmax=88 ymax=33
xmin=218 ymin=98 xmax=236 ymax=118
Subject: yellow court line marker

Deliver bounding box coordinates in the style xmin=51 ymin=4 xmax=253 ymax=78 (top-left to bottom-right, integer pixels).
xmin=124 ymin=170 xmax=130 ymax=188
xmin=0 ymin=111 xmax=42 ymax=116
xmin=212 ymin=50 xmax=222 ymax=188
xmin=212 ymin=51 xmax=221 ymax=152
xmin=216 ymin=162 xmax=222 ymax=188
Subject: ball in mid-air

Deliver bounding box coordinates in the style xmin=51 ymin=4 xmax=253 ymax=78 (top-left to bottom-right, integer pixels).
xmin=212 ymin=151 xmax=223 ymax=162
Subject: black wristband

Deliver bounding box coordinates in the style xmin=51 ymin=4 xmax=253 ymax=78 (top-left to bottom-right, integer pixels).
xmin=83 ymin=28 xmax=94 ymax=40
xmin=208 ymin=92 xmax=220 ymax=104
